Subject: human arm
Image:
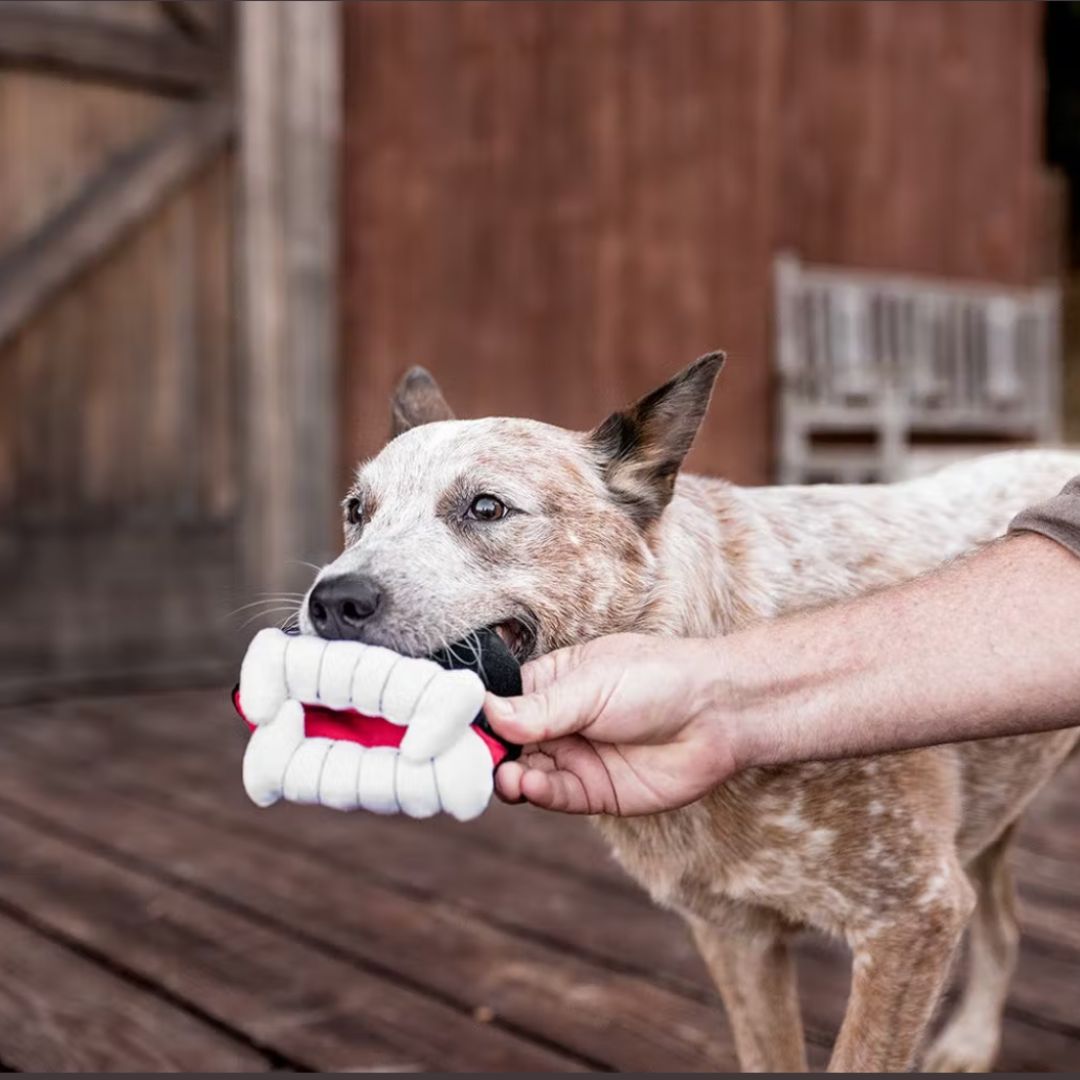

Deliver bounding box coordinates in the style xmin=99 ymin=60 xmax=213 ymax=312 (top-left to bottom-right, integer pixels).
xmin=486 ymin=531 xmax=1080 ymax=815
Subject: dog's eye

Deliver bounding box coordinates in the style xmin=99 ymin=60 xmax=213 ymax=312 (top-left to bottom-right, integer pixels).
xmin=345 ymin=498 xmax=363 ymax=527
xmin=468 ymin=494 xmax=506 ymax=522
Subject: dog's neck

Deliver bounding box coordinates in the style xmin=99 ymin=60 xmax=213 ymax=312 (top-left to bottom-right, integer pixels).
xmin=634 ymin=474 xmax=780 ymax=639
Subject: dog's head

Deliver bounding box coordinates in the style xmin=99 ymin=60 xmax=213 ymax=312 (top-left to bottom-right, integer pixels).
xmin=300 ymin=352 xmax=724 ymax=659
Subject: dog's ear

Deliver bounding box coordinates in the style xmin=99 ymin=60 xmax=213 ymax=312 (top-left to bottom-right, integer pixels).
xmin=588 ymin=351 xmax=725 ymax=526
xmin=390 ymin=366 xmax=456 ymax=437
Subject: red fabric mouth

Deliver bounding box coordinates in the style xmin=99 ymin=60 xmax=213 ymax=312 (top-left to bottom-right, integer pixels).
xmin=231 ymin=687 xmax=510 ymax=764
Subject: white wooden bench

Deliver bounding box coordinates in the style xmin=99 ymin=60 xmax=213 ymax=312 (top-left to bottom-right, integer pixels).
xmin=774 ymin=254 xmax=1062 ymax=483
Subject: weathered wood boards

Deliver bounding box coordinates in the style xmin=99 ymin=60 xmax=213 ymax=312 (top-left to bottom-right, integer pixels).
xmin=0 ymin=687 xmax=1076 ymax=1071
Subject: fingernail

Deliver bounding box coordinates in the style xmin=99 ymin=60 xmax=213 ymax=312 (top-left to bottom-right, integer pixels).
xmin=485 ymin=695 xmax=514 ymax=722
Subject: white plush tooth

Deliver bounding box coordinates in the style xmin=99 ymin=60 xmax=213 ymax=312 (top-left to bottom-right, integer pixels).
xmin=400 ymin=669 xmax=485 ymax=761
xmin=348 ymin=646 xmax=403 ymax=716
xmin=381 ymin=655 xmax=441 ymax=726
xmin=395 ymin=757 xmax=440 ymax=819
xmin=283 ymin=634 xmax=329 ymax=704
xmin=318 ymin=741 xmax=364 ymax=811
xmin=243 ymin=699 xmax=306 ymax=807
xmin=433 ymin=728 xmax=494 ymax=822
xmin=238 ymin=627 xmax=291 ymax=725
xmin=357 ymin=746 xmax=399 ymax=814
xmin=318 ymin=640 xmax=365 ymax=709
xmin=282 ymin=737 xmax=334 ymax=804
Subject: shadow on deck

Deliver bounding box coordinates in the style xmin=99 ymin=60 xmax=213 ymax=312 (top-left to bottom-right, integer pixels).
xmin=0 ymin=688 xmax=1076 ymax=1071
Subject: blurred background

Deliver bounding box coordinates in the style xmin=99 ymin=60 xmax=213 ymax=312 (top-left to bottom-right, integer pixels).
xmin=0 ymin=1 xmax=1077 ymax=1072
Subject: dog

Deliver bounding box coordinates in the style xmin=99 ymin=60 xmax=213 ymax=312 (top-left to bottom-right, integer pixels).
xmin=300 ymin=354 xmax=1080 ymax=1072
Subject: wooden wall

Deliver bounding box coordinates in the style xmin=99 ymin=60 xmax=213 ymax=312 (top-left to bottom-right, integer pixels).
xmin=779 ymin=1 xmax=1047 ymax=285
xmin=340 ymin=1 xmax=1049 ymax=488
xmin=341 ymin=1 xmax=784 ymax=485
xmin=0 ymin=1 xmax=239 ymax=700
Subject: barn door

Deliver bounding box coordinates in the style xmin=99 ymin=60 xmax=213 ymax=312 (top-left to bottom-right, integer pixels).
xmin=0 ymin=2 xmax=265 ymax=703
xmin=0 ymin=0 xmax=341 ymax=704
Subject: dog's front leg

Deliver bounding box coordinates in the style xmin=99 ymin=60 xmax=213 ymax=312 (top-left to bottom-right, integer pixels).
xmin=829 ymin=877 xmax=975 ymax=1072
xmin=689 ymin=916 xmax=808 ymax=1072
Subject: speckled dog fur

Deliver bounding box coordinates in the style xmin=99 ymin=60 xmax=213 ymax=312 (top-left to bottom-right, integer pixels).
xmin=306 ymin=356 xmax=1080 ymax=1072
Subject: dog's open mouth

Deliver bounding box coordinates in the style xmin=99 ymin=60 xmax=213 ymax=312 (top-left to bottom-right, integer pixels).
xmin=491 ymin=618 xmax=536 ymax=662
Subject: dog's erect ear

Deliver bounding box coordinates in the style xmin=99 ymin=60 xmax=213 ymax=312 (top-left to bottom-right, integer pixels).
xmin=390 ymin=366 xmax=456 ymax=437
xmin=588 ymin=351 xmax=725 ymax=526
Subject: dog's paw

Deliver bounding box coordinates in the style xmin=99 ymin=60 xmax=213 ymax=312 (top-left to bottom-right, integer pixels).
xmin=922 ymin=1018 xmax=1000 ymax=1073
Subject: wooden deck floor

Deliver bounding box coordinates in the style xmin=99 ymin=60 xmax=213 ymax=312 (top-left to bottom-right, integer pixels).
xmin=0 ymin=688 xmax=1076 ymax=1072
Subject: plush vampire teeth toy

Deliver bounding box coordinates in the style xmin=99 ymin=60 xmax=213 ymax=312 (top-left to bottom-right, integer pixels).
xmin=233 ymin=627 xmax=521 ymax=822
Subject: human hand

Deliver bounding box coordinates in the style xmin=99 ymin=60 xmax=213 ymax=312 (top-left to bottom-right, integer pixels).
xmin=484 ymin=633 xmax=737 ymax=815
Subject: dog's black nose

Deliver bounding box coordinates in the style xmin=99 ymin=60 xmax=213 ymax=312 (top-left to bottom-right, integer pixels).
xmin=308 ymin=575 xmax=383 ymax=639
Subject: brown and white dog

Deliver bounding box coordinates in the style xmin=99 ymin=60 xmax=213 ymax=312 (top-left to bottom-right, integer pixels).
xmin=301 ymin=354 xmax=1080 ymax=1072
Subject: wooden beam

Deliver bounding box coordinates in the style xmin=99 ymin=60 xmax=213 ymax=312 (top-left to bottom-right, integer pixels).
xmin=157 ymin=0 xmax=221 ymax=42
xmin=0 ymin=99 xmax=234 ymax=349
xmin=0 ymin=2 xmax=227 ymax=97
xmin=239 ymin=1 xmax=342 ymax=595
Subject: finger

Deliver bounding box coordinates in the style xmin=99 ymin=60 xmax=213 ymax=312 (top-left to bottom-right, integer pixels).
xmin=357 ymin=746 xmax=399 ymax=814
xmin=433 ymin=729 xmax=494 ymax=822
xmin=399 ymin=669 xmax=485 ymax=761
xmin=484 ymin=671 xmax=594 ymax=745
xmin=282 ymin=634 xmax=330 ymax=703
xmin=282 ymin=737 xmax=334 ymax=804
xmin=348 ymin=646 xmax=404 ymax=716
xmin=242 ymin=698 xmax=305 ymax=806
xmin=318 ymin=741 xmax=364 ymax=811
xmin=519 ymin=767 xmax=594 ymax=814
xmin=395 ymin=757 xmax=441 ymax=818
xmin=519 ymin=645 xmax=582 ymax=695
xmin=494 ymin=760 xmax=525 ymax=804
xmin=317 ymin=640 xmax=366 ymax=709
xmin=238 ymin=627 xmax=290 ymax=724
xmin=518 ymin=749 xmax=557 ymax=773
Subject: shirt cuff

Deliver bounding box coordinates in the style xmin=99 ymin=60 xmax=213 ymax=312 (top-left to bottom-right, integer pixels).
xmin=1008 ymin=488 xmax=1080 ymax=560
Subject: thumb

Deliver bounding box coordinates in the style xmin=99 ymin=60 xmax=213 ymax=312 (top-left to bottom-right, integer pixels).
xmin=484 ymin=665 xmax=599 ymax=745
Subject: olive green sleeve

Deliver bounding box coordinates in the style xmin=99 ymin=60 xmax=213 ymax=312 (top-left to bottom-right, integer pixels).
xmin=1008 ymin=475 xmax=1080 ymax=558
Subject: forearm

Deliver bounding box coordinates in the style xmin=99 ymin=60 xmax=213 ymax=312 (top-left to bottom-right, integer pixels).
xmin=715 ymin=533 xmax=1080 ymax=770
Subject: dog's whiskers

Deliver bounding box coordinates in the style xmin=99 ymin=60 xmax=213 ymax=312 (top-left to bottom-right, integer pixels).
xmin=237 ymin=605 xmax=301 ymax=630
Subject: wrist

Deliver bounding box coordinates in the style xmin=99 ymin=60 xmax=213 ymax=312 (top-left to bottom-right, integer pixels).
xmin=680 ymin=638 xmax=751 ymax=782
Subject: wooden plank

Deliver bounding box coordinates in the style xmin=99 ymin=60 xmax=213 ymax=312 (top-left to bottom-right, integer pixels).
xmin=0 ymin=738 xmax=738 ymax=1071
xmin=5 ymin=690 xmax=1080 ymax=1070
xmin=0 ymin=521 xmax=240 ymax=704
xmin=0 ymin=1 xmax=228 ymax=97
xmin=158 ymin=0 xmax=223 ymax=42
xmin=0 ymin=908 xmax=270 ymax=1071
xmin=0 ymin=806 xmax=566 ymax=1073
xmin=239 ymin=1 xmax=341 ymax=599
xmin=0 ymin=96 xmax=233 ymax=349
